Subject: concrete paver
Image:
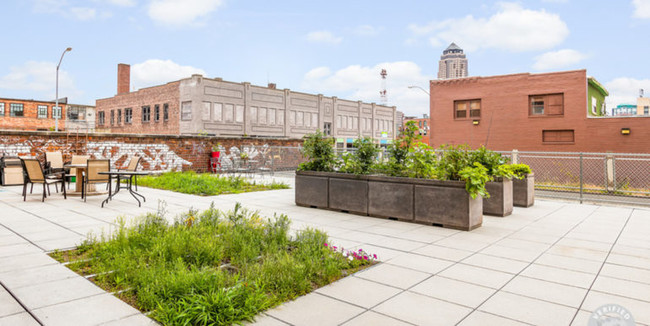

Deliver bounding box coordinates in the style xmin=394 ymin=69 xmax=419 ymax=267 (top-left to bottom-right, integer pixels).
xmin=1 ymin=173 xmax=650 ymax=326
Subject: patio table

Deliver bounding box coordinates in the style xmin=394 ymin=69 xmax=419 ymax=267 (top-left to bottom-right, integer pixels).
xmin=63 ymin=163 xmax=108 ymax=197
xmin=99 ymin=170 xmax=152 ymax=207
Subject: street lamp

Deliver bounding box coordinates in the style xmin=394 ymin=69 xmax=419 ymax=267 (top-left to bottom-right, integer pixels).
xmin=55 ymin=47 xmax=72 ymax=132
xmin=408 ymin=85 xmax=430 ymax=96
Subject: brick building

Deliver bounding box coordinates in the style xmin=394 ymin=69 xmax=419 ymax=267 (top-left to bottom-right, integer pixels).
xmin=96 ymin=64 xmax=397 ymax=146
xmin=0 ymin=97 xmax=67 ymax=131
xmin=400 ymin=114 xmax=430 ymax=144
xmin=429 ymin=69 xmax=650 ymax=153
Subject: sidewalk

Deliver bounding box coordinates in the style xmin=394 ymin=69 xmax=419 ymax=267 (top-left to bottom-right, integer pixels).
xmin=1 ymin=177 xmax=649 ymax=326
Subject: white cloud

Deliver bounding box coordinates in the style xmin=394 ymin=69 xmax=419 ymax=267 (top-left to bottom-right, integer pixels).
xmin=131 ymin=59 xmax=206 ymax=89
xmin=106 ymin=0 xmax=136 ymax=6
xmin=604 ymin=77 xmax=650 ymax=110
xmin=408 ymin=2 xmax=569 ymax=52
xmin=532 ymin=49 xmax=586 ymax=70
xmin=148 ymin=0 xmax=223 ymax=26
xmin=70 ymin=7 xmax=97 ymax=20
xmin=633 ymin=0 xmax=650 ymax=18
xmin=306 ymin=31 xmax=343 ymax=44
xmin=301 ymin=61 xmax=430 ymax=116
xmin=353 ymin=25 xmax=381 ymax=36
xmin=0 ymin=61 xmax=81 ymax=99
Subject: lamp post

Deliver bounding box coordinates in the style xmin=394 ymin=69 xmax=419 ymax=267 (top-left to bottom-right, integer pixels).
xmin=55 ymin=47 xmax=72 ymax=132
xmin=408 ymin=85 xmax=430 ymax=96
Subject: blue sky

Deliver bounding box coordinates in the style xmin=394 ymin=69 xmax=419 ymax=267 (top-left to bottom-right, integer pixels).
xmin=1 ymin=0 xmax=649 ymax=116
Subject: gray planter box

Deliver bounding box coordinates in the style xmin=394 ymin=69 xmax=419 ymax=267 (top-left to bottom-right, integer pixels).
xmin=483 ymin=177 xmax=513 ymax=217
xmin=368 ymin=176 xmax=414 ymax=221
xmin=413 ymin=179 xmax=483 ymax=231
xmin=513 ymin=173 xmax=535 ymax=207
xmin=328 ymin=174 xmax=369 ymax=215
xmin=295 ymin=171 xmax=483 ymax=231
xmin=295 ymin=171 xmax=330 ymax=208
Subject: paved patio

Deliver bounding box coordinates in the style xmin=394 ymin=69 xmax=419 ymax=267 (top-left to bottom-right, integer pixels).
xmin=1 ymin=176 xmax=649 ymax=326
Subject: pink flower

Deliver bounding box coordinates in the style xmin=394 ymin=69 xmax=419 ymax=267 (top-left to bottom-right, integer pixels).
xmin=323 ymin=243 xmax=328 ymax=247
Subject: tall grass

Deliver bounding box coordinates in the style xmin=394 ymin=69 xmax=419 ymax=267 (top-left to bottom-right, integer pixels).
xmin=135 ymin=171 xmax=289 ymax=196
xmin=56 ymin=203 xmax=373 ymax=326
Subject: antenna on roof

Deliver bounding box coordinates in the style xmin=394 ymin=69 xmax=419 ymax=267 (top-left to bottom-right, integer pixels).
xmin=380 ymin=69 xmax=387 ymax=104
xmin=640 ymin=89 xmax=644 ymax=98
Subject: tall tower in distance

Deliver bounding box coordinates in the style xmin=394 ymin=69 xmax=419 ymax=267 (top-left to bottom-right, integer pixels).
xmin=438 ymin=42 xmax=468 ymax=79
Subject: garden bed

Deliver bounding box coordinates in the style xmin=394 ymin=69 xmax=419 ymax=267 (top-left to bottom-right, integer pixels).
xmin=134 ymin=171 xmax=289 ymax=195
xmin=49 ymin=204 xmax=375 ymax=326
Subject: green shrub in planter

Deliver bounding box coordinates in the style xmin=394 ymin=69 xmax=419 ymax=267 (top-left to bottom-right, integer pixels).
xmin=298 ymin=130 xmax=336 ymax=172
xmin=509 ymin=164 xmax=532 ymax=178
xmin=339 ymin=137 xmax=380 ymax=175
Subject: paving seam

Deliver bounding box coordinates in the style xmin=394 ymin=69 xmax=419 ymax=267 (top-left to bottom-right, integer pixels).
xmin=0 ymin=221 xmax=47 ymax=251
xmin=2 ymin=201 xmax=89 ymax=238
xmin=569 ymin=207 xmax=636 ymax=325
xmin=0 ymin=279 xmax=44 ymax=325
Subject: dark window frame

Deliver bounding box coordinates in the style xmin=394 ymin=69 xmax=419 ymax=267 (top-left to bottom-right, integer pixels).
xmin=163 ymin=103 xmax=169 ymax=121
xmin=117 ymin=109 xmax=122 ymax=124
xmin=142 ymin=105 xmax=151 ymax=123
xmin=98 ymin=111 xmax=105 ymax=125
xmin=37 ymin=105 xmax=48 ymax=119
xmin=154 ymin=104 xmax=160 ymax=122
xmin=323 ymin=122 xmax=332 ymax=136
xmin=125 ymin=108 xmax=133 ymax=124
xmin=52 ymin=106 xmax=62 ymax=119
xmin=10 ymin=103 xmax=24 ymax=117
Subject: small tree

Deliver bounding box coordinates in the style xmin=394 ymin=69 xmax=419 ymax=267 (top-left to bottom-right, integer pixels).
xmin=298 ymin=130 xmax=336 ymax=172
xmin=340 ymin=137 xmax=380 ymax=175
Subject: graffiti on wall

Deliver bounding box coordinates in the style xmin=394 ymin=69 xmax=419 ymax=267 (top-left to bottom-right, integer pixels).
xmin=87 ymin=141 xmax=192 ymax=171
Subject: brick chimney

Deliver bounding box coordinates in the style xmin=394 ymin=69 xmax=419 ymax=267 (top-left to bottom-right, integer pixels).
xmin=117 ymin=63 xmax=130 ymax=95
xmin=268 ymin=83 xmax=276 ymax=89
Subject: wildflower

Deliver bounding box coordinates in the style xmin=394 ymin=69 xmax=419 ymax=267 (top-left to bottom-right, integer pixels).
xmin=373 ymin=254 xmax=377 ymax=259
xmin=323 ymin=243 xmax=328 ymax=247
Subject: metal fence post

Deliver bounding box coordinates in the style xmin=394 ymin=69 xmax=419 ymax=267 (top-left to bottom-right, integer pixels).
xmin=579 ymin=152 xmax=583 ymax=204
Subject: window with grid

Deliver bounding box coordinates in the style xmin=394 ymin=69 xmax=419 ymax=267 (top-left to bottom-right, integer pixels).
xmin=0 ymin=103 xmax=4 ymax=116
xmin=117 ymin=109 xmax=122 ymax=124
xmin=163 ymin=103 xmax=169 ymax=121
xmin=454 ymin=99 xmax=480 ymax=119
xmin=529 ymin=93 xmax=563 ymax=116
xmin=10 ymin=103 xmax=24 ymax=117
xmin=142 ymin=106 xmax=150 ymax=122
xmin=98 ymin=111 xmax=105 ymax=125
xmin=154 ymin=104 xmax=160 ymax=122
xmin=52 ymin=106 xmax=62 ymax=119
xmin=111 ymin=110 xmax=115 ymax=125
xmin=38 ymin=105 xmax=48 ymax=118
xmin=323 ymin=122 xmax=332 ymax=136
xmin=125 ymin=108 xmax=132 ymax=124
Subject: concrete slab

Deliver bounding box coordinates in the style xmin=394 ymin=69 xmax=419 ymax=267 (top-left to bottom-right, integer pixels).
xmin=265 ymin=293 xmax=364 ymax=326
xmin=315 ymin=276 xmax=402 ymax=309
xmin=373 ymin=291 xmax=472 ymax=325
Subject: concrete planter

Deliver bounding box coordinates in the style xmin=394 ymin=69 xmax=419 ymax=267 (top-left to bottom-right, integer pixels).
xmin=295 ymin=171 xmax=483 ymax=231
xmin=483 ymin=177 xmax=513 ymax=217
xmin=513 ymin=173 xmax=535 ymax=207
xmin=295 ymin=171 xmax=330 ymax=208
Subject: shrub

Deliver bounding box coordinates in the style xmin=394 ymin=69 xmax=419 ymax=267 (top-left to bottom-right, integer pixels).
xmin=297 ymin=130 xmax=336 ymax=172
xmin=509 ymin=163 xmax=532 ymax=179
xmin=469 ymin=146 xmax=510 ymax=176
xmin=339 ymin=137 xmax=379 ymax=175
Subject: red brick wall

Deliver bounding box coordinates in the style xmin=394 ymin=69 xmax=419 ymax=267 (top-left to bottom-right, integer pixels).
xmin=95 ymin=81 xmax=180 ymax=135
xmin=401 ymin=117 xmax=430 ymax=144
xmin=117 ymin=64 xmax=130 ymax=95
xmin=429 ymin=70 xmax=650 ymax=153
xmin=0 ymin=130 xmax=303 ymax=173
xmin=0 ymin=98 xmax=67 ymax=131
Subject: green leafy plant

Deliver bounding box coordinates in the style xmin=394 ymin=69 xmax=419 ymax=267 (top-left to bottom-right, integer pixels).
xmin=469 ymin=146 xmax=510 ymax=177
xmin=458 ymin=162 xmax=491 ymax=199
xmin=135 ymin=171 xmax=289 ymax=196
xmin=378 ymin=121 xmax=421 ymax=177
xmin=339 ymin=137 xmax=379 ymax=175
xmin=434 ymin=144 xmax=473 ymax=181
xmin=509 ymin=163 xmax=532 ymax=179
xmin=297 ymin=130 xmax=336 ymax=172
xmin=211 ymin=143 xmax=221 ymax=152
xmin=405 ymin=142 xmax=436 ymax=179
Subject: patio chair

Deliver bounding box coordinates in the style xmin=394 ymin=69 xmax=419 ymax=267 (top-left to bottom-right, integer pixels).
xmin=117 ymin=156 xmax=141 ymax=191
xmin=20 ymin=158 xmax=66 ymax=202
xmin=45 ymin=151 xmax=66 ymax=174
xmin=65 ymin=155 xmax=89 ymax=189
xmin=82 ymin=159 xmax=110 ymax=202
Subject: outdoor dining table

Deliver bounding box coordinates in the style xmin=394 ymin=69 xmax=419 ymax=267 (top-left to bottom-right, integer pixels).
xmin=99 ymin=170 xmax=152 ymax=207
xmin=63 ymin=163 xmax=108 ymax=197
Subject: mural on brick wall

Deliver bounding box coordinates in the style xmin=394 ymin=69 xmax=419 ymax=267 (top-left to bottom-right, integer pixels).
xmin=87 ymin=141 xmax=192 ymax=171
xmin=216 ymin=144 xmax=270 ymax=170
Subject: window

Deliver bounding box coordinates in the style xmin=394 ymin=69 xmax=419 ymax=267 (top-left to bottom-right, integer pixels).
xmin=125 ymin=108 xmax=133 ymax=123
xmin=0 ymin=103 xmax=4 ymax=116
xmin=269 ymin=108 xmax=276 ymax=125
xmin=224 ymin=104 xmax=234 ymax=122
xmin=52 ymin=106 xmax=62 ymax=119
xmin=98 ymin=111 xmax=105 ymax=125
xmin=10 ymin=103 xmax=24 ymax=117
xmin=67 ymin=107 xmax=85 ymax=120
xmin=543 ymin=130 xmax=574 ymax=143
xmin=324 ymin=122 xmax=332 ymax=136
xmin=645 ymin=106 xmax=649 ymax=115
xmin=117 ymin=109 xmax=122 ymax=124
xmin=111 ymin=110 xmax=115 ymax=125
xmin=38 ymin=105 xmax=48 ymax=119
xmin=163 ymin=103 xmax=169 ymax=121
xmin=259 ymin=107 xmax=267 ymax=124
xmin=181 ymin=102 xmax=192 ymax=120
xmin=154 ymin=104 xmax=160 ymax=122
xmin=250 ymin=106 xmax=258 ymax=124
xmin=201 ymin=102 xmax=211 ymax=121
xmin=235 ymin=105 xmax=244 ymax=123
xmin=142 ymin=106 xmax=151 ymax=122
xmin=454 ymin=99 xmax=480 ymax=119
xmin=213 ymin=103 xmax=222 ymax=121
xmin=529 ymin=93 xmax=564 ymax=116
